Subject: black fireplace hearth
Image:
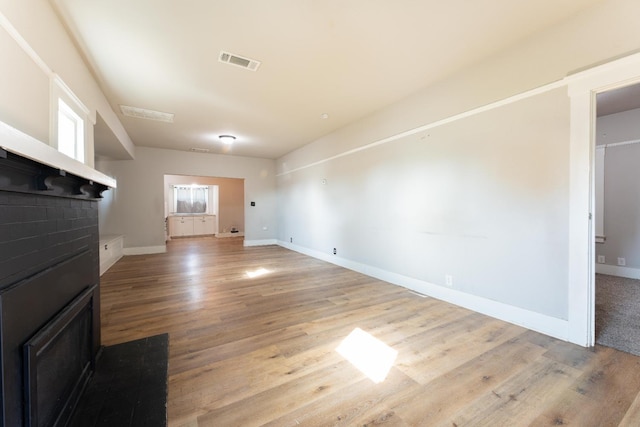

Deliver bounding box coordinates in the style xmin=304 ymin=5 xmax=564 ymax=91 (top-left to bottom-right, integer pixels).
xmin=0 ymin=149 xmax=108 ymax=426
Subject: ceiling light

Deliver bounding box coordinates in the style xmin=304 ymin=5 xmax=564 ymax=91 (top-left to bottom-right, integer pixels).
xmin=219 ymin=135 xmax=236 ymax=145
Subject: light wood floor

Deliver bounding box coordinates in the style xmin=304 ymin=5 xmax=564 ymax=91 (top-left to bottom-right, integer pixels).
xmin=100 ymin=237 xmax=640 ymax=426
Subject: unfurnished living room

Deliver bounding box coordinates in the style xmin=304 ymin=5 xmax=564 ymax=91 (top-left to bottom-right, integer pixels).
xmin=3 ymin=1 xmax=640 ymax=426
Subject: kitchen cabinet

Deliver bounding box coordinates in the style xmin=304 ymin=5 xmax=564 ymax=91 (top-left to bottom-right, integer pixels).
xmin=169 ymin=215 xmax=215 ymax=237
xmin=193 ymin=215 xmax=215 ymax=235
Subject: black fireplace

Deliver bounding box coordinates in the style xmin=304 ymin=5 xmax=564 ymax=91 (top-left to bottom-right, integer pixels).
xmin=0 ymin=149 xmax=109 ymax=426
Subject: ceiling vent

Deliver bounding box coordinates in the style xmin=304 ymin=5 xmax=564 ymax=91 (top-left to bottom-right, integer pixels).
xmin=219 ymin=51 xmax=261 ymax=71
xmin=190 ymin=147 xmax=210 ymax=153
xmin=120 ymin=105 xmax=174 ymax=123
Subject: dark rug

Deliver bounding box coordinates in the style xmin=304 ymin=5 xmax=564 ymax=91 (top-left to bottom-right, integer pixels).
xmin=596 ymin=274 xmax=640 ymax=357
xmin=68 ymin=333 xmax=169 ymax=427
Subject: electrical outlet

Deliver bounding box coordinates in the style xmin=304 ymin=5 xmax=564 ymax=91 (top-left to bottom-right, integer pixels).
xmin=618 ymin=257 xmax=626 ymax=266
xmin=290 ymin=237 xmax=293 ymax=243
xmin=333 ymin=248 xmax=337 ymax=255
xmin=597 ymin=255 xmax=605 ymax=264
xmin=445 ymin=275 xmax=453 ymax=287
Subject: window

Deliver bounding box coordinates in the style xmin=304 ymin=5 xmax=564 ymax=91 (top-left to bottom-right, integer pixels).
xmin=50 ymin=75 xmax=90 ymax=164
xmin=174 ymin=186 xmax=208 ymax=214
xmin=57 ymin=99 xmax=84 ymax=162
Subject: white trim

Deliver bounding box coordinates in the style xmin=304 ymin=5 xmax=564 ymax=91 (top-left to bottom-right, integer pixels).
xmin=567 ymin=50 xmax=640 ymax=347
xmin=599 ymin=138 xmax=640 ymax=149
xmin=567 ymin=88 xmax=594 ymax=347
xmin=594 ymin=146 xmax=605 ymax=246
xmin=596 ymin=264 xmax=640 ymax=280
xmin=0 ymin=119 xmax=116 ymax=188
xmin=278 ymin=241 xmax=569 ymax=341
xmin=0 ymin=10 xmax=52 ymax=76
xmin=278 ymin=79 xmax=568 ymax=177
xmin=52 ymin=74 xmax=91 ymax=119
xmin=278 ymin=52 xmax=640 ymax=180
xmin=244 ymin=239 xmax=278 ymax=247
xmin=122 ymin=245 xmax=166 ymax=256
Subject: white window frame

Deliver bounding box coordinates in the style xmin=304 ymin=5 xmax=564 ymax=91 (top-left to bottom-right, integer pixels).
xmin=50 ymin=75 xmax=92 ymax=165
xmin=57 ymin=98 xmax=84 ymax=162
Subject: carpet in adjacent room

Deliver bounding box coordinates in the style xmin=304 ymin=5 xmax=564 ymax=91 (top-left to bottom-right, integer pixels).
xmin=596 ymin=274 xmax=640 ymax=357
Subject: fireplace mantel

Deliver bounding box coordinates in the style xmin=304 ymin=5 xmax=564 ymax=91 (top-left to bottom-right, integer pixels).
xmin=0 ymin=120 xmax=116 ymax=189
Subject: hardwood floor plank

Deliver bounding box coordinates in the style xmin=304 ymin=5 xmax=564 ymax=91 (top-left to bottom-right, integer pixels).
xmin=98 ymin=237 xmax=640 ymax=426
xmin=260 ymin=368 xmax=420 ymax=427
xmin=195 ymin=358 xmax=367 ymax=426
xmin=530 ymin=346 xmax=640 ymax=426
xmin=388 ymin=337 xmax=548 ymax=425
xmin=619 ymin=390 xmax=640 ymax=427
xmin=448 ymin=357 xmax=581 ymax=426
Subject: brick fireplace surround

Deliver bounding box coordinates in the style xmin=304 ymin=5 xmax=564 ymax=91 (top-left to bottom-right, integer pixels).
xmin=0 ymin=148 xmax=109 ymax=427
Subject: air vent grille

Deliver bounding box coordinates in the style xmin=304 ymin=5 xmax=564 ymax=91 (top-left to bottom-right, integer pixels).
xmin=190 ymin=147 xmax=210 ymax=153
xmin=120 ymin=105 xmax=174 ymax=123
xmin=219 ymin=51 xmax=260 ymax=71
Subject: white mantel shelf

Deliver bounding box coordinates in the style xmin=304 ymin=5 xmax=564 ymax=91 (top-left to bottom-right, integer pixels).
xmin=0 ymin=120 xmax=117 ymax=188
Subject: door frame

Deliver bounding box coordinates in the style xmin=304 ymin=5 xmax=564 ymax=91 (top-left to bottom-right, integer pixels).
xmin=567 ymin=52 xmax=640 ymax=346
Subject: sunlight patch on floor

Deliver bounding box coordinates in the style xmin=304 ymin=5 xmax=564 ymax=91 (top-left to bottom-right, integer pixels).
xmin=336 ymin=327 xmax=398 ymax=383
xmin=246 ymin=267 xmax=271 ymax=278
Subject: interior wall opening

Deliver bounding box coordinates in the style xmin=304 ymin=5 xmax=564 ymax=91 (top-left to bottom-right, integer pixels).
xmin=163 ymin=174 xmax=245 ymax=241
xmin=593 ymin=81 xmax=640 ymax=356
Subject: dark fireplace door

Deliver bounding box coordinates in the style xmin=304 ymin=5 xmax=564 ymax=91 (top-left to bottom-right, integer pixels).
xmin=23 ymin=285 xmax=97 ymax=427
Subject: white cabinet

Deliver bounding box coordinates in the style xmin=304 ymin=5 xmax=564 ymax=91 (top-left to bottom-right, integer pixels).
xmin=193 ymin=215 xmax=215 ymax=235
xmin=205 ymin=216 xmax=216 ymax=234
xmin=170 ymin=216 xmax=195 ymax=237
xmin=169 ymin=215 xmax=215 ymax=237
xmin=100 ymin=235 xmax=123 ymax=275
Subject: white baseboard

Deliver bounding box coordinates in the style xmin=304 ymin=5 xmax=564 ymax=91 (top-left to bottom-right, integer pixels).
xmin=596 ymin=263 xmax=640 ymax=279
xmin=278 ymin=240 xmax=569 ymax=342
xmin=244 ymin=239 xmax=278 ymax=247
xmin=123 ymin=245 xmax=167 ymax=255
xmin=216 ymin=232 xmax=245 ymax=238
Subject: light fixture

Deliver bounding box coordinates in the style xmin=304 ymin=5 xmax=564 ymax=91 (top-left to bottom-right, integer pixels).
xmin=219 ymin=135 xmax=236 ymax=145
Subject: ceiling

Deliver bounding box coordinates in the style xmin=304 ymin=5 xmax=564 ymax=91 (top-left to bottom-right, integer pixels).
xmin=597 ymin=82 xmax=640 ymax=117
xmin=51 ymin=0 xmax=608 ymax=160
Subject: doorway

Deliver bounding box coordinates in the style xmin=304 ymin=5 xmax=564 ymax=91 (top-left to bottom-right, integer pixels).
xmin=163 ymin=174 xmax=245 ymax=240
xmin=593 ymin=82 xmax=640 ymax=356
xmin=567 ymin=52 xmax=640 ymax=347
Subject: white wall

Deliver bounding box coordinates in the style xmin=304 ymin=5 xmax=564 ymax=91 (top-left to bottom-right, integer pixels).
xmin=277 ymin=0 xmax=640 ymax=341
xmin=96 ymin=147 xmax=276 ymax=251
xmin=279 ymin=89 xmax=570 ymax=319
xmin=0 ymin=0 xmax=134 ymax=161
xmin=596 ymin=108 xmax=640 ymax=145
